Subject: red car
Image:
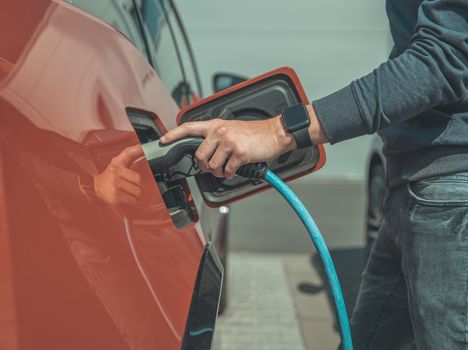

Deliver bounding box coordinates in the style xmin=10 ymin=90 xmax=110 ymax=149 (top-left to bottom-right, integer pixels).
xmin=0 ymin=1 xmax=324 ymax=349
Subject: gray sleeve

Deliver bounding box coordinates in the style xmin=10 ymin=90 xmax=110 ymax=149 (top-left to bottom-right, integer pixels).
xmin=312 ymin=0 xmax=468 ymax=144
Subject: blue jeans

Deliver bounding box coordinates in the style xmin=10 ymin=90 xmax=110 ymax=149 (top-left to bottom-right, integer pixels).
xmin=347 ymin=172 xmax=468 ymax=349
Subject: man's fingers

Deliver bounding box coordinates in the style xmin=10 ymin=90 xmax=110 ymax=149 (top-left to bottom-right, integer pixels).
xmin=208 ymin=148 xmax=230 ymax=178
xmin=119 ymin=167 xmax=141 ymax=186
xmin=195 ymin=139 xmax=218 ymax=172
xmin=115 ymin=144 xmax=145 ymax=167
xmin=120 ymin=192 xmax=140 ymax=207
xmin=116 ymin=178 xmax=142 ymax=198
xmin=224 ymin=157 xmax=241 ymax=179
xmin=161 ymin=121 xmax=211 ymax=144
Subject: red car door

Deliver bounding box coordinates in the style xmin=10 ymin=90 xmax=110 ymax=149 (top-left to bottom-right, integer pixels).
xmin=0 ymin=1 xmax=209 ymax=349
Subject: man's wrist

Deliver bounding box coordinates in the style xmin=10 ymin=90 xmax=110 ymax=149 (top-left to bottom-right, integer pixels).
xmin=272 ymin=115 xmax=297 ymax=152
xmin=306 ymin=103 xmax=329 ymax=144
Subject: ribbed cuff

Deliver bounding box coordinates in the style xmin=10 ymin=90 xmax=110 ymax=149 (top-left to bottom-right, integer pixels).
xmin=312 ymin=85 xmax=367 ymax=144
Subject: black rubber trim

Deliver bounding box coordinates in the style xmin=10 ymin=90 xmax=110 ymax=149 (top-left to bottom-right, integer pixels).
xmin=182 ymin=243 xmax=223 ymax=350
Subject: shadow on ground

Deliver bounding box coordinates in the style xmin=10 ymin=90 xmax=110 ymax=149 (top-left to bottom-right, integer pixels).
xmin=301 ymin=248 xmax=368 ymax=332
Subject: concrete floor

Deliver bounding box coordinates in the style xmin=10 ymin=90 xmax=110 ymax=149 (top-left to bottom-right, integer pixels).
xmin=214 ymin=180 xmax=369 ymax=349
xmin=284 ymin=254 xmax=340 ymax=350
xmin=215 ymin=251 xmax=367 ymax=349
xmin=214 ymin=254 xmax=306 ymax=350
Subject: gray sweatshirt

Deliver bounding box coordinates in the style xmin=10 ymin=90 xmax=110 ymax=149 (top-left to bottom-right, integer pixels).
xmin=313 ymin=0 xmax=468 ymax=187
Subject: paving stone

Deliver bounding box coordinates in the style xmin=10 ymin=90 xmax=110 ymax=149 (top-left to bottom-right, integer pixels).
xmin=213 ymin=253 xmax=342 ymax=350
xmin=214 ymin=253 xmax=305 ymax=350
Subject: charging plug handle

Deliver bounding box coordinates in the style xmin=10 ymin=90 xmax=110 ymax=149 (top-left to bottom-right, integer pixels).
xmin=142 ymin=136 xmax=267 ymax=179
xmin=142 ymin=137 xmax=203 ymax=175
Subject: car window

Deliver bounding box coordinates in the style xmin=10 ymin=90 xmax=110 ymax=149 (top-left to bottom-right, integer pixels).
xmin=64 ymin=0 xmax=149 ymax=60
xmin=164 ymin=2 xmax=201 ymax=100
xmin=136 ymin=0 xmax=188 ymax=107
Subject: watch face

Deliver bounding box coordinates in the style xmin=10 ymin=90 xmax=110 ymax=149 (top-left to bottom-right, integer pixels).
xmin=284 ymin=104 xmax=310 ymax=131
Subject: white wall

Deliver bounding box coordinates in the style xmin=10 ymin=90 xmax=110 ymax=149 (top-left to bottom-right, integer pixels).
xmin=177 ymin=0 xmax=392 ymax=181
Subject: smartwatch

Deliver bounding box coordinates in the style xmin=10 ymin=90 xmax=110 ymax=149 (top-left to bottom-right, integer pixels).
xmin=281 ymin=103 xmax=313 ymax=148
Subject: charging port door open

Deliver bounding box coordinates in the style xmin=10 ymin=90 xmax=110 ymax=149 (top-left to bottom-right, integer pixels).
xmin=177 ymin=67 xmax=326 ymax=207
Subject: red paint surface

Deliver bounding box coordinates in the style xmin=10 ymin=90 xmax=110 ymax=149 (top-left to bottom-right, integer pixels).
xmin=0 ymin=1 xmax=203 ymax=349
xmin=0 ymin=2 xmax=327 ymax=348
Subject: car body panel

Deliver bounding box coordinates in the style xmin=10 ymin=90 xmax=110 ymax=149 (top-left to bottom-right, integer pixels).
xmin=0 ymin=1 xmax=205 ymax=348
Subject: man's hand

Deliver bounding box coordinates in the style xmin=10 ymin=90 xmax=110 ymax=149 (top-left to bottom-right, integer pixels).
xmin=160 ymin=116 xmax=294 ymax=179
xmin=161 ymin=104 xmax=327 ymax=179
xmin=93 ymin=145 xmax=145 ymax=209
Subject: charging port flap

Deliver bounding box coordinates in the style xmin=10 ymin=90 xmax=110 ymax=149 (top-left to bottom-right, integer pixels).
xmin=176 ymin=67 xmax=326 ymax=207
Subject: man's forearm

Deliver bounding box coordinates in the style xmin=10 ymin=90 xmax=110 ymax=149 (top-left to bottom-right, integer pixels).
xmin=310 ymin=0 xmax=468 ymax=145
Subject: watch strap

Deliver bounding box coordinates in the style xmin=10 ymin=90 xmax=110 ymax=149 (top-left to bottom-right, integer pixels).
xmin=293 ymin=127 xmax=314 ymax=149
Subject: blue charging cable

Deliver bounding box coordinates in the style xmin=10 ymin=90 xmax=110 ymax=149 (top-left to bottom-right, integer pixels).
xmin=145 ymin=137 xmax=353 ymax=349
xmin=263 ymin=169 xmax=353 ymax=350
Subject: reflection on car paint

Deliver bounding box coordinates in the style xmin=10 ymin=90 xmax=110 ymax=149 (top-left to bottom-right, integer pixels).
xmin=0 ymin=1 xmax=205 ymax=348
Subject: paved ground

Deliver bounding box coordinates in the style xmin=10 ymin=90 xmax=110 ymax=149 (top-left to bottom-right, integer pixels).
xmin=214 ymin=180 xmax=369 ymax=349
xmin=215 ymin=251 xmax=367 ymax=350
xmin=214 ymin=254 xmax=306 ymax=350
xmin=284 ymin=254 xmax=340 ymax=350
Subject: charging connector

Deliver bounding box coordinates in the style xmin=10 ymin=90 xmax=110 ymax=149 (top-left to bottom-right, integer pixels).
xmin=143 ymin=137 xmax=268 ymax=181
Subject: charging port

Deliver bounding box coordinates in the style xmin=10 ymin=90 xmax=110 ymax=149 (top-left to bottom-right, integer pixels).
xmin=127 ymin=108 xmax=197 ymax=229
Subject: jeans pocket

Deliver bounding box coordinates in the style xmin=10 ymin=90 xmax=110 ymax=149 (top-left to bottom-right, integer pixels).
xmin=407 ymin=172 xmax=468 ymax=207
